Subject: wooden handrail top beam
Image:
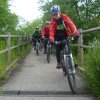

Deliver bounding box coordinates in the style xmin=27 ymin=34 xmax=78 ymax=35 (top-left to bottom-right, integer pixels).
xmin=0 ymin=35 xmax=31 ymax=38
xmin=80 ymin=27 xmax=100 ymax=34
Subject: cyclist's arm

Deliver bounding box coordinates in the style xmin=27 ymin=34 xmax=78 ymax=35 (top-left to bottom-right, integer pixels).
xmin=64 ymin=14 xmax=79 ymax=36
xmin=42 ymin=27 xmax=45 ymax=39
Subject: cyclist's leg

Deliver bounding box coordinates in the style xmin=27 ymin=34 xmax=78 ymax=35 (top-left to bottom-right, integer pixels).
xmin=44 ymin=39 xmax=47 ymax=53
xmin=34 ymin=39 xmax=36 ymax=50
xmin=32 ymin=40 xmax=34 ymax=47
xmin=54 ymin=33 xmax=65 ymax=68
xmin=50 ymin=43 xmax=53 ymax=53
xmin=44 ymin=43 xmax=46 ymax=53
xmin=55 ymin=44 xmax=62 ymax=68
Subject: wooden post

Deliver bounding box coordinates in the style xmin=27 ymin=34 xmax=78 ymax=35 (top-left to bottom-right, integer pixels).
xmin=6 ymin=33 xmax=11 ymax=64
xmin=78 ymin=29 xmax=83 ymax=67
xmin=17 ymin=36 xmax=20 ymax=56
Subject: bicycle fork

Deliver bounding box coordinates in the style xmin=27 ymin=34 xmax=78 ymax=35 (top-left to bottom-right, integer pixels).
xmin=64 ymin=53 xmax=76 ymax=74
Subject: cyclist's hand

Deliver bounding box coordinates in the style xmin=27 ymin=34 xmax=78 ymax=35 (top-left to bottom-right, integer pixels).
xmin=50 ymin=38 xmax=54 ymax=44
xmin=50 ymin=40 xmax=54 ymax=44
xmin=73 ymin=34 xmax=79 ymax=41
xmin=41 ymin=37 xmax=44 ymax=43
xmin=70 ymin=33 xmax=79 ymax=40
xmin=42 ymin=36 xmax=44 ymax=40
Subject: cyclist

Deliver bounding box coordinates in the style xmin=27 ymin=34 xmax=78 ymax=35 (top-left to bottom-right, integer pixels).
xmin=42 ymin=21 xmax=51 ymax=54
xmin=49 ymin=5 xmax=79 ymax=69
xmin=32 ymin=27 xmax=41 ymax=50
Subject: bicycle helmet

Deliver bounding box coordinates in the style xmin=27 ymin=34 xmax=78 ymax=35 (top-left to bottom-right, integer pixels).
xmin=50 ymin=5 xmax=60 ymax=15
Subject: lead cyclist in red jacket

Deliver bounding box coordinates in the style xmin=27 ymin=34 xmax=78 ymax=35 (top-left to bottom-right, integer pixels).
xmin=49 ymin=5 xmax=79 ymax=69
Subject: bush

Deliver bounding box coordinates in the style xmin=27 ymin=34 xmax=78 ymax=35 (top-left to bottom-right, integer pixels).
xmin=84 ymin=40 xmax=100 ymax=98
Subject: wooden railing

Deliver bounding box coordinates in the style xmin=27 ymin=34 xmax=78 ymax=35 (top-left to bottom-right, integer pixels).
xmin=78 ymin=27 xmax=100 ymax=71
xmin=0 ymin=27 xmax=99 ymax=76
xmin=0 ymin=33 xmax=31 ymax=78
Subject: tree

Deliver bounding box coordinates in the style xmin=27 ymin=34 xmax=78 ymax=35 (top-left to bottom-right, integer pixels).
xmin=17 ymin=18 xmax=43 ymax=35
xmin=0 ymin=0 xmax=18 ymax=34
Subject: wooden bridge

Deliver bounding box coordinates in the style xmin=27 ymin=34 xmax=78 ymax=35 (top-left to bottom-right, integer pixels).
xmin=0 ymin=27 xmax=100 ymax=100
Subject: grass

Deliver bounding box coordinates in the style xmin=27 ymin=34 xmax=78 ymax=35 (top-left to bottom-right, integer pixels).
xmin=84 ymin=41 xmax=100 ymax=98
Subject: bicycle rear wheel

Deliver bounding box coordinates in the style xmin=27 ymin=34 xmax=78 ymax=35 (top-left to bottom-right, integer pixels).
xmin=47 ymin=46 xmax=50 ymax=63
xmin=39 ymin=42 xmax=42 ymax=51
xmin=64 ymin=56 xmax=76 ymax=93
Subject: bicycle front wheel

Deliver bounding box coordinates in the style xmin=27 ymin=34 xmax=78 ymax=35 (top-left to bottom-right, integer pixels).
xmin=64 ymin=56 xmax=76 ymax=93
xmin=36 ymin=44 xmax=39 ymax=56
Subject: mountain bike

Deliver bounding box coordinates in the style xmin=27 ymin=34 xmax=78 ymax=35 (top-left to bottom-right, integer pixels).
xmin=55 ymin=37 xmax=76 ymax=93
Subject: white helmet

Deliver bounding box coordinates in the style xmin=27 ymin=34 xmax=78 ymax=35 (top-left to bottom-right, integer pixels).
xmin=50 ymin=5 xmax=60 ymax=15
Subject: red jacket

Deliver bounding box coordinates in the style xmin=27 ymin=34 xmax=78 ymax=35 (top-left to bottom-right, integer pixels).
xmin=42 ymin=26 xmax=49 ymax=38
xmin=49 ymin=14 xmax=79 ymax=41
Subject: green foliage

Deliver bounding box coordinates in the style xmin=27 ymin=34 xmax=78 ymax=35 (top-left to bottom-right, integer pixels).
xmin=17 ymin=18 xmax=43 ymax=35
xmin=0 ymin=38 xmax=6 ymax=50
xmin=84 ymin=40 xmax=100 ymax=98
xmin=0 ymin=53 xmax=7 ymax=73
xmin=5 ymin=13 xmax=18 ymax=33
xmin=0 ymin=0 xmax=19 ymax=34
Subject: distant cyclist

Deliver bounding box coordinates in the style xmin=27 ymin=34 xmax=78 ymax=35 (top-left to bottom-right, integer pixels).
xmin=32 ymin=27 xmax=41 ymax=50
xmin=49 ymin=5 xmax=79 ymax=69
xmin=42 ymin=21 xmax=51 ymax=54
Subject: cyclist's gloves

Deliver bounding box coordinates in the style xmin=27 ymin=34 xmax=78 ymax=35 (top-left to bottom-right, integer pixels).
xmin=74 ymin=35 xmax=79 ymax=41
xmin=69 ymin=32 xmax=79 ymax=42
xmin=42 ymin=36 xmax=44 ymax=40
xmin=50 ymin=37 xmax=54 ymax=44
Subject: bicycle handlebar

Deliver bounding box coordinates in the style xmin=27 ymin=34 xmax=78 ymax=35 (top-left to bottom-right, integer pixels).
xmin=54 ymin=35 xmax=79 ymax=44
xmin=44 ymin=37 xmax=50 ymax=40
xmin=54 ymin=37 xmax=74 ymax=44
